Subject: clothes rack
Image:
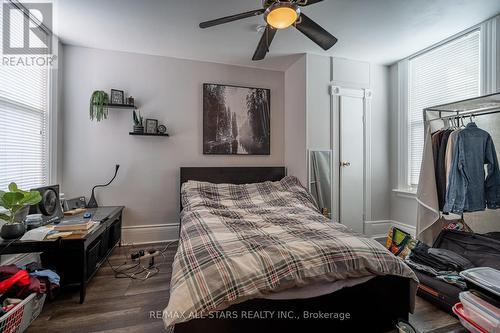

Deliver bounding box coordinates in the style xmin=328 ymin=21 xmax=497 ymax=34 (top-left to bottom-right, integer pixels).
xmin=417 ymin=92 xmax=500 ymax=246
xmin=423 ymin=92 xmax=500 ymax=125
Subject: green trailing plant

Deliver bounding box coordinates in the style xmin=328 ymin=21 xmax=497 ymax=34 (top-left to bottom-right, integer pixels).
xmin=0 ymin=183 xmax=42 ymax=224
xmin=133 ymin=109 xmax=144 ymax=126
xmin=90 ymin=90 xmax=109 ymax=121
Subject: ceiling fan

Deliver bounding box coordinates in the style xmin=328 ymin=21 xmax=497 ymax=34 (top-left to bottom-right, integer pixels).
xmin=199 ymin=0 xmax=338 ymax=61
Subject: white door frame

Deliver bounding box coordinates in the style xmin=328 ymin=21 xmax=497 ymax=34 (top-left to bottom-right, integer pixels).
xmin=330 ymin=86 xmax=373 ymax=229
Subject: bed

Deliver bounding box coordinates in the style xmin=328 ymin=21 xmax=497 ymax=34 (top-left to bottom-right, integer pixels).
xmin=166 ymin=167 xmax=417 ymax=333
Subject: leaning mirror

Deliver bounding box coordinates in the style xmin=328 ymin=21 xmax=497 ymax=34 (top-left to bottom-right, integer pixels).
xmin=309 ymin=150 xmax=333 ymax=219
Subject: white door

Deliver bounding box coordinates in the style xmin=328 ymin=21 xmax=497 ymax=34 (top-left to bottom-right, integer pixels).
xmin=333 ymin=87 xmax=368 ymax=233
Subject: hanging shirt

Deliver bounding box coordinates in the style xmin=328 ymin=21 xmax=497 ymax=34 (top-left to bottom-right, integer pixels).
xmin=443 ymin=123 xmax=500 ymax=214
xmin=431 ymin=130 xmax=445 ymax=167
xmin=436 ymin=129 xmax=453 ymax=210
xmin=444 ymin=129 xmax=461 ymax=189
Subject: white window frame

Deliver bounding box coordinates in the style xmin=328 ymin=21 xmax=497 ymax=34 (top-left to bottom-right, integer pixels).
xmin=395 ymin=15 xmax=500 ymax=194
xmin=396 ymin=59 xmax=411 ymax=193
xmin=47 ymin=40 xmax=61 ymax=185
xmin=0 ymin=5 xmax=60 ymax=190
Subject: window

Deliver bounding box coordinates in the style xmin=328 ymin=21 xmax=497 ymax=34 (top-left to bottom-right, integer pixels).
xmin=407 ymin=30 xmax=481 ymax=187
xmin=0 ymin=5 xmax=50 ymax=190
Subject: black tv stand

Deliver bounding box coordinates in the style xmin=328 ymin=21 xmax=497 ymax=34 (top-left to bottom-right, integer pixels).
xmin=0 ymin=206 xmax=124 ymax=304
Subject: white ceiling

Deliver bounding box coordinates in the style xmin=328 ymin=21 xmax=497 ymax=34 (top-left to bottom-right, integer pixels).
xmin=53 ymin=0 xmax=500 ymax=71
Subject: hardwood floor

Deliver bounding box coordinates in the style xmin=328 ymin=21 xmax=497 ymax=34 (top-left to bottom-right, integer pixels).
xmin=28 ymin=243 xmax=175 ymax=333
xmin=28 ymin=243 xmax=465 ymax=333
xmin=410 ymin=298 xmax=465 ymax=333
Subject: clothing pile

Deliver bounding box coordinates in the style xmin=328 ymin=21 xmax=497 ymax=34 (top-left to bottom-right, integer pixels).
xmin=410 ymin=229 xmax=500 ymax=313
xmin=406 ymin=242 xmax=474 ymax=290
xmin=431 ymin=122 xmax=500 ymax=214
xmin=0 ymin=263 xmax=59 ymax=316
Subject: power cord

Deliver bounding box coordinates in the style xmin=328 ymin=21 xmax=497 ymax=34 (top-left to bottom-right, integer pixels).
xmin=107 ymin=241 xmax=178 ymax=281
xmin=158 ymin=241 xmax=177 ymax=254
xmin=107 ymin=257 xmax=159 ymax=280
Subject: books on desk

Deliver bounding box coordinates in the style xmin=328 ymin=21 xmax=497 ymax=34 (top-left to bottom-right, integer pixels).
xmin=46 ymin=221 xmax=100 ymax=239
xmin=54 ymin=219 xmax=93 ymax=232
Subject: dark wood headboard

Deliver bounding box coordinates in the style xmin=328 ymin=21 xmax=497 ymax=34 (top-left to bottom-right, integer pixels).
xmin=179 ymin=167 xmax=287 ymax=211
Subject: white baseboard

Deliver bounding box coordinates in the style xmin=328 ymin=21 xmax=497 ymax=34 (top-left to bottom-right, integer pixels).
xmin=122 ymin=223 xmax=179 ymax=245
xmin=392 ymin=221 xmax=417 ymax=236
xmin=122 ymin=220 xmax=417 ymax=245
xmin=364 ymin=220 xmax=416 ymax=239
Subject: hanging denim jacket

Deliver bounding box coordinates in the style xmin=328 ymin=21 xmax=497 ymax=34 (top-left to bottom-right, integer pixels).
xmin=443 ymin=123 xmax=500 ymax=214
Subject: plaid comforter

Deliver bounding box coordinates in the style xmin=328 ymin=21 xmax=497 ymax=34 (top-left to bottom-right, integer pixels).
xmin=164 ymin=176 xmax=417 ymax=330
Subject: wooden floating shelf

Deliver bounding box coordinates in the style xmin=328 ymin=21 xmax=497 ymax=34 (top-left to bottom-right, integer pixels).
xmin=106 ymin=103 xmax=137 ymax=109
xmin=129 ymin=132 xmax=169 ymax=137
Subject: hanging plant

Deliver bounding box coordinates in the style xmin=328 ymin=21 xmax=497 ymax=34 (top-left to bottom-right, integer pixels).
xmin=89 ymin=90 xmax=109 ymax=121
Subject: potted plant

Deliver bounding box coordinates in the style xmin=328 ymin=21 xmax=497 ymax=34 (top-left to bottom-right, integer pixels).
xmin=0 ymin=183 xmax=42 ymax=239
xmin=133 ymin=109 xmax=144 ymax=133
xmin=90 ymin=90 xmax=109 ymax=121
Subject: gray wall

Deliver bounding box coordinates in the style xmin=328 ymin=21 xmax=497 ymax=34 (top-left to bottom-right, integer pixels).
xmin=284 ymin=55 xmax=307 ymax=185
xmin=370 ymin=64 xmax=391 ymax=221
xmin=389 ymin=63 xmax=418 ymax=230
xmin=62 ymin=45 xmax=285 ymax=243
xmin=284 ymin=54 xmax=392 ymax=226
xmin=306 ymin=54 xmax=331 ymax=151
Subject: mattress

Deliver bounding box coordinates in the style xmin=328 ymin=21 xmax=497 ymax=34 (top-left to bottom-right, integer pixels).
xmin=164 ymin=176 xmax=417 ymax=331
xmin=263 ymin=276 xmax=374 ymax=300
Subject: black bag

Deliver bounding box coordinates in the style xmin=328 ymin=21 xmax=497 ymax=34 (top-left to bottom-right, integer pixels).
xmin=415 ymin=230 xmax=500 ymax=314
xmin=415 ymin=271 xmax=463 ymax=313
xmin=433 ymin=230 xmax=500 ymax=270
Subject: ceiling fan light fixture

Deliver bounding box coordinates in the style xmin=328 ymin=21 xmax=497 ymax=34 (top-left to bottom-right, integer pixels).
xmin=264 ymin=3 xmax=300 ymax=29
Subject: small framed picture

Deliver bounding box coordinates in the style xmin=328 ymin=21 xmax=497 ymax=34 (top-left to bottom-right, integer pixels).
xmin=145 ymin=119 xmax=158 ymax=134
xmin=110 ymin=89 xmax=124 ymax=104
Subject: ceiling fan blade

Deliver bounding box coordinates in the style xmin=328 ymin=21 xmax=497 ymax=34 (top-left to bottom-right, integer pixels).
xmin=295 ymin=13 xmax=337 ymax=50
xmin=252 ymin=25 xmax=277 ymax=61
xmin=199 ymin=9 xmax=265 ymax=29
xmin=297 ymin=0 xmax=324 ymax=6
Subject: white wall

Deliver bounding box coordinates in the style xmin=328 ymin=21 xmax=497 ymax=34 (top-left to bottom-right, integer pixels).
xmin=284 ymin=54 xmax=393 ymax=230
xmin=388 ymin=63 xmax=419 ymax=231
xmin=370 ymin=65 xmax=392 ymax=221
xmin=284 ymin=55 xmax=307 ymax=185
xmin=62 ymin=45 xmax=285 ymax=244
xmin=306 ymin=54 xmax=331 ymax=150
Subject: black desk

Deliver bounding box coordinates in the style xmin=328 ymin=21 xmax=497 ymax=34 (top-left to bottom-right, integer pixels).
xmin=0 ymin=206 xmax=124 ymax=303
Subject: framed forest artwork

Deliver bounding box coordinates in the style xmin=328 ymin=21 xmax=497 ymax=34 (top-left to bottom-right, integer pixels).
xmin=203 ymin=83 xmax=270 ymax=155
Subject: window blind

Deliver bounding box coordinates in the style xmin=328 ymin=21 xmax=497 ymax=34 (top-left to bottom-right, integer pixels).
xmin=0 ymin=4 xmax=50 ymax=190
xmin=407 ymin=30 xmax=480 ymax=186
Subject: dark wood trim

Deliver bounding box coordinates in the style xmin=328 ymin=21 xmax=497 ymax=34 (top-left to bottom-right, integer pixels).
xmin=106 ymin=103 xmax=136 ymax=109
xmin=129 ymin=132 xmax=169 ymax=137
xmin=180 ymin=166 xmax=286 ymax=186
